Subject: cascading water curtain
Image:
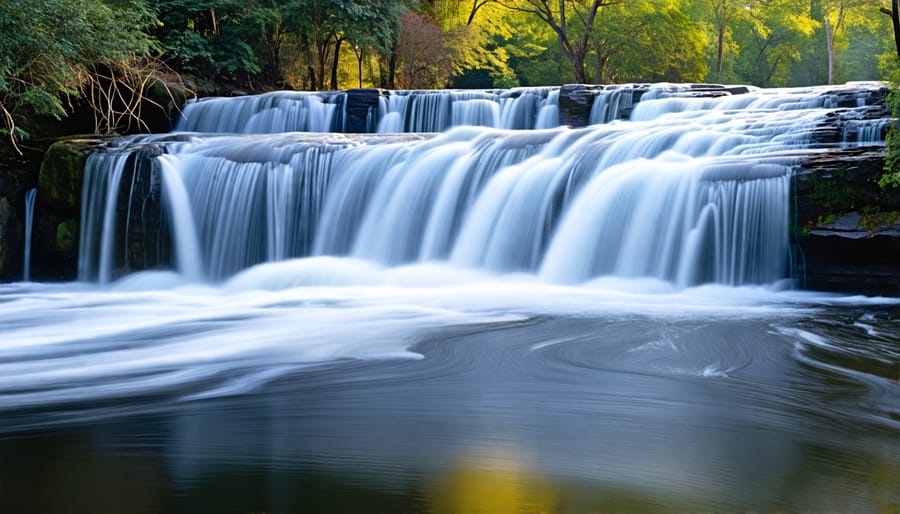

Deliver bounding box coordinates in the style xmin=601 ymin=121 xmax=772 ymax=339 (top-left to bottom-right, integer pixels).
xmin=76 ymin=83 xmax=887 ymax=287
xmin=23 ymin=188 xmax=37 ymax=281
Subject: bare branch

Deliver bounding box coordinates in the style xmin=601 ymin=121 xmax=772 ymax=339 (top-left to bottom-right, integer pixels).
xmin=0 ymin=101 xmax=23 ymax=155
xmin=466 ymin=0 xmax=496 ymax=25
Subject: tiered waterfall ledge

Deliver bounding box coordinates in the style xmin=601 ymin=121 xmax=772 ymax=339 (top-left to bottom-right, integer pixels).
xmin=793 ymin=149 xmax=900 ymax=296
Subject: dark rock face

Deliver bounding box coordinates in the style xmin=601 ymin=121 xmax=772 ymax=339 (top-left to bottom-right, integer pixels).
xmin=0 ymin=147 xmax=45 ymax=280
xmin=30 ymin=139 xmax=104 ymax=281
xmin=344 ymin=89 xmax=383 ymax=133
xmin=68 ymin=143 xmax=171 ymax=283
xmin=558 ymin=85 xmax=602 ymax=127
xmin=38 ymin=140 xmax=92 ymax=214
xmin=0 ymin=196 xmax=11 ymax=278
xmin=795 ymin=234 xmax=900 ymax=296
xmin=791 ymin=149 xmax=900 ymax=297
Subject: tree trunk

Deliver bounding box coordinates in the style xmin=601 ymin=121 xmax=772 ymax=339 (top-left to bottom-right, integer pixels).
xmin=893 ymin=0 xmax=900 ymax=60
xmin=824 ymin=17 xmax=834 ymax=85
xmin=301 ymin=34 xmax=318 ymax=90
xmin=572 ymin=56 xmax=587 ymax=84
xmin=331 ymin=37 xmax=343 ymax=90
xmin=388 ymin=51 xmax=397 ymax=89
xmin=316 ymin=35 xmax=329 ymax=92
xmin=716 ymin=26 xmax=725 ymax=76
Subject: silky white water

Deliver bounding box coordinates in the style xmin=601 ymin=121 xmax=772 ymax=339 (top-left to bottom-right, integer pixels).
xmin=3 ymin=82 xmax=897 ymax=513
xmin=22 ymin=188 xmax=36 ymax=281
xmin=82 ymin=83 xmax=892 ymax=285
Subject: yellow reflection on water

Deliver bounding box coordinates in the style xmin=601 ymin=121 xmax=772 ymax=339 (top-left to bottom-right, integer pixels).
xmin=428 ymin=451 xmax=555 ymax=514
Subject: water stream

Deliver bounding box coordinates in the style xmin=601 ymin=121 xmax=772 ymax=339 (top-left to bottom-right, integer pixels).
xmin=1 ymin=82 xmax=897 ymax=513
xmin=22 ymin=188 xmax=36 ymax=281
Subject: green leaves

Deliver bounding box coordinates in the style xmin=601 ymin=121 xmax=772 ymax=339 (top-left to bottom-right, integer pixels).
xmin=0 ymin=0 xmax=157 ymax=151
xmin=154 ymin=0 xmax=261 ymax=78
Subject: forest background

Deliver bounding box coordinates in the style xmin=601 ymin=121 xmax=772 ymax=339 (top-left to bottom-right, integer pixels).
xmin=0 ymin=0 xmax=897 ymax=152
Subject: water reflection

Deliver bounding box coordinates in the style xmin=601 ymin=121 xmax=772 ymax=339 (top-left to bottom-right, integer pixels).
xmin=0 ymin=281 xmax=897 ymax=512
xmin=428 ymin=452 xmax=554 ymax=514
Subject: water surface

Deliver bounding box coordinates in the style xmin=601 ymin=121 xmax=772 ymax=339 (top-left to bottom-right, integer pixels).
xmin=1 ymin=262 xmax=897 ymax=513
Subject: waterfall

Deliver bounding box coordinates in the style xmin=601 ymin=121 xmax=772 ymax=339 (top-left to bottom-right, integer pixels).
xmin=157 ymin=155 xmax=205 ymax=281
xmin=178 ymin=87 xmax=566 ymax=134
xmin=588 ymin=87 xmax=634 ymax=124
xmin=79 ymin=151 xmax=132 ymax=282
xmin=176 ymin=91 xmax=341 ymax=133
xmin=23 ymin=188 xmax=37 ymax=281
xmin=374 ymin=88 xmax=560 ymax=132
xmin=77 ymin=82 xmax=888 ymax=288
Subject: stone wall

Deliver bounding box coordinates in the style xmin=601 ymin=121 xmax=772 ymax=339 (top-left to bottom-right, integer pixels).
xmin=791 ymin=149 xmax=900 ymax=296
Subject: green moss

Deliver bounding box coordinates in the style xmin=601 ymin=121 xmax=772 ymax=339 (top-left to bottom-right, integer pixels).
xmin=817 ymin=213 xmax=838 ymax=226
xmin=797 ymin=213 xmax=839 ymax=235
xmin=38 ymin=140 xmax=88 ymax=213
xmin=860 ymin=206 xmax=900 ymax=234
xmin=808 ymin=167 xmax=856 ymax=214
xmin=55 ymin=219 xmax=77 ymax=255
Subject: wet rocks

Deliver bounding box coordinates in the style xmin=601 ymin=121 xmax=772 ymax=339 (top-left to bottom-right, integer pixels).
xmin=344 ymin=88 xmax=383 ymax=133
xmin=792 ymin=149 xmax=900 ymax=296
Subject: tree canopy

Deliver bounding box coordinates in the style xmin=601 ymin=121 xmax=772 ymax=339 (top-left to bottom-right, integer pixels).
xmin=0 ymin=0 xmax=896 ymax=152
xmin=0 ymin=0 xmax=158 ymax=152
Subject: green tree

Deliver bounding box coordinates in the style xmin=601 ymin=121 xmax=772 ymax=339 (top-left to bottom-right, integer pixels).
xmin=272 ymin=0 xmax=411 ymax=91
xmin=693 ymin=0 xmax=760 ymax=82
xmin=501 ymin=9 xmax=574 ymax=85
xmin=0 ymin=0 xmax=160 ymax=153
xmin=498 ymin=0 xmax=617 ymax=84
xmin=343 ymin=0 xmax=410 ymax=89
xmin=154 ymin=0 xmax=260 ymax=85
xmin=730 ymin=0 xmax=818 ymax=86
xmin=817 ymin=0 xmax=885 ymax=84
xmin=592 ymin=0 xmax=708 ymax=83
xmin=428 ymin=0 xmax=518 ymax=87
xmin=834 ymin=21 xmax=893 ymax=81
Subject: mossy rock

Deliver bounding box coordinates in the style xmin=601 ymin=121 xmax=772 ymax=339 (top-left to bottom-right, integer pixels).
xmin=55 ymin=218 xmax=77 ymax=256
xmin=37 ymin=138 xmax=104 ymax=214
xmin=0 ymin=196 xmax=9 ymax=277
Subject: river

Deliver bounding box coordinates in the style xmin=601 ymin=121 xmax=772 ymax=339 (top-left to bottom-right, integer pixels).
xmin=1 ymin=264 xmax=897 ymax=512
xmin=3 ymin=83 xmax=898 ymax=512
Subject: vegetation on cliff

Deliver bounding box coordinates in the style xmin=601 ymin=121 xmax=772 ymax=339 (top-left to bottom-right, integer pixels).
xmin=0 ymin=0 xmax=180 ymax=153
xmin=0 ymin=0 xmax=896 ymax=155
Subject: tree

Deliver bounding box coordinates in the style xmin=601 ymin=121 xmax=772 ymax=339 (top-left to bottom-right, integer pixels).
xmin=483 ymin=0 xmax=621 ymax=84
xmin=497 ymin=6 xmax=574 ymax=85
xmin=694 ymin=0 xmax=761 ymax=82
xmin=0 ymin=0 xmax=165 ymax=153
xmin=879 ymin=0 xmax=900 ymax=189
xmin=729 ymin=0 xmax=818 ymax=86
xmin=816 ymin=0 xmax=884 ymax=84
xmin=343 ymin=1 xmax=410 ymax=89
xmin=592 ymin=0 xmax=707 ymax=83
xmin=239 ymin=1 xmax=290 ymax=87
xmin=274 ymin=0 xmax=412 ymax=91
xmin=154 ymin=0 xmax=261 ymax=85
xmin=395 ymin=11 xmax=455 ymax=88
xmin=429 ymin=0 xmax=518 ymax=87
xmin=887 ymin=0 xmax=900 ymax=59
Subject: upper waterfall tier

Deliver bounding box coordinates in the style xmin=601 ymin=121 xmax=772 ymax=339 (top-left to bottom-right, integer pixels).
xmin=79 ymin=82 xmax=889 ymax=287
xmin=174 ymin=83 xmax=889 ymax=135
